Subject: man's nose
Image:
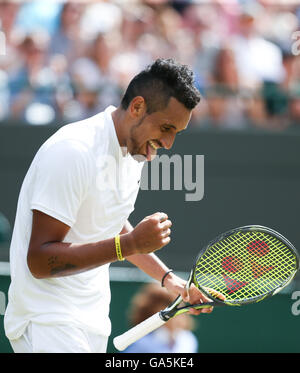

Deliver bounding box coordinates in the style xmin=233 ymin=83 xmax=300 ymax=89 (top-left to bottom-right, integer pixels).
xmin=161 ymin=134 xmax=175 ymax=150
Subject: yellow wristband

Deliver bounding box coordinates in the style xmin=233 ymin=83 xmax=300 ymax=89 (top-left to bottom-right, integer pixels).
xmin=115 ymin=235 xmax=125 ymax=261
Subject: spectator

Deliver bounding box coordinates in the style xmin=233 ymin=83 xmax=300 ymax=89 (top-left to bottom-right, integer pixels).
xmin=198 ymin=46 xmax=248 ymax=130
xmin=0 ymin=70 xmax=10 ymax=121
xmin=48 ymin=2 xmax=85 ymax=64
xmin=183 ymin=4 xmax=222 ymax=89
xmin=65 ymin=33 xmax=121 ymax=121
xmin=261 ymin=49 xmax=300 ymax=130
xmin=231 ymin=2 xmax=284 ymax=89
xmin=122 ymin=283 xmax=199 ymax=353
xmin=288 ymin=86 xmax=300 ymax=130
xmin=15 ymin=0 xmax=61 ymax=36
xmin=109 ymin=6 xmax=154 ymax=90
xmin=79 ymin=1 xmax=122 ymax=41
xmin=0 ymin=1 xmax=21 ymax=74
xmin=9 ymin=33 xmax=56 ymax=124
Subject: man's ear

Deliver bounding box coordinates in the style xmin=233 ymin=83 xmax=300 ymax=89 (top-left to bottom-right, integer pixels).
xmin=129 ymin=96 xmax=147 ymax=118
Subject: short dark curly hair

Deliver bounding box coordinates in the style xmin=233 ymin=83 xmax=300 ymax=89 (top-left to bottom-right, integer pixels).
xmin=121 ymin=58 xmax=201 ymax=114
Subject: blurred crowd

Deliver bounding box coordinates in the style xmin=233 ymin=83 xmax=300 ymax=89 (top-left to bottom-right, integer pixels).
xmin=1 ymin=0 xmax=300 ymax=131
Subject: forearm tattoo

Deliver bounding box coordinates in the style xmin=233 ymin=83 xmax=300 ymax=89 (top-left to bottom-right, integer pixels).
xmin=47 ymin=256 xmax=76 ymax=276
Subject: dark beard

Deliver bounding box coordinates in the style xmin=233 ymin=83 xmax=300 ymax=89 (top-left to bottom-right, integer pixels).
xmin=128 ymin=115 xmax=147 ymax=156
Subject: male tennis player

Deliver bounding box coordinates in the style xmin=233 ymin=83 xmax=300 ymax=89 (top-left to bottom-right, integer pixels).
xmin=4 ymin=58 xmax=213 ymax=353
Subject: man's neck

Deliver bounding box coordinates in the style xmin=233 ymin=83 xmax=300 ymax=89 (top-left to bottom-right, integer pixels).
xmin=111 ymin=107 xmax=128 ymax=148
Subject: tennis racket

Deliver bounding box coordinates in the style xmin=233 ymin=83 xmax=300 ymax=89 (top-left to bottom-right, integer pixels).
xmin=113 ymin=225 xmax=299 ymax=351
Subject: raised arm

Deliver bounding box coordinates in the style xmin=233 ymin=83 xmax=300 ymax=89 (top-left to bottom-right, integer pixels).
xmin=27 ymin=211 xmax=172 ymax=279
xmin=122 ymin=220 xmax=213 ymax=314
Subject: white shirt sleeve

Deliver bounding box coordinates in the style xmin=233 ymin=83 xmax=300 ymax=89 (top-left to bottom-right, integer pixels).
xmin=30 ymin=140 xmax=93 ymax=227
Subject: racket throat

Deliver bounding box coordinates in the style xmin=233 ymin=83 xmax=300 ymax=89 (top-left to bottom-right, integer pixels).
xmin=159 ymin=309 xmax=174 ymax=321
xmin=160 ymin=295 xmax=183 ymax=321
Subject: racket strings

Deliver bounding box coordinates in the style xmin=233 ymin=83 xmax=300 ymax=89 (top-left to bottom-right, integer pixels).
xmin=194 ymin=231 xmax=297 ymax=304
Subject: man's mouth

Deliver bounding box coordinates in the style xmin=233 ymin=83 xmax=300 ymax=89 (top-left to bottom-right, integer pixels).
xmin=149 ymin=140 xmax=159 ymax=150
xmin=146 ymin=140 xmax=160 ymax=161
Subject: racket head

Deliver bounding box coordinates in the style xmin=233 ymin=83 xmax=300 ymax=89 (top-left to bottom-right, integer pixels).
xmin=191 ymin=225 xmax=299 ymax=306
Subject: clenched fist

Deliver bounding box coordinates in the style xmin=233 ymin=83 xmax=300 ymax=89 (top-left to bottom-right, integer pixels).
xmin=128 ymin=212 xmax=172 ymax=255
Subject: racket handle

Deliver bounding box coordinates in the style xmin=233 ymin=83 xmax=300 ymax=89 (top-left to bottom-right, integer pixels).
xmin=113 ymin=312 xmax=166 ymax=351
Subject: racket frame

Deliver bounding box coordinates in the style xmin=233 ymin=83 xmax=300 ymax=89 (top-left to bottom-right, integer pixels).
xmin=192 ymin=225 xmax=299 ymax=306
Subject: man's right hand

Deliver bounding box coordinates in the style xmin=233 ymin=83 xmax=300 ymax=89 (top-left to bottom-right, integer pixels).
xmin=126 ymin=212 xmax=172 ymax=255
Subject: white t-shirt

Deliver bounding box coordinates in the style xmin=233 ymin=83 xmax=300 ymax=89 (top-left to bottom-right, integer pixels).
xmin=4 ymin=106 xmax=144 ymax=340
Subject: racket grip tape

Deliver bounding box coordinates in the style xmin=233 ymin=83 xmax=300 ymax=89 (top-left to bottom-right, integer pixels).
xmin=113 ymin=312 xmax=166 ymax=351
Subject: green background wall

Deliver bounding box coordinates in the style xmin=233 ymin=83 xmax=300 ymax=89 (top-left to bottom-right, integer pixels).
xmin=0 ymin=124 xmax=299 ymax=352
xmin=109 ymin=282 xmax=300 ymax=353
xmin=0 ymin=277 xmax=298 ymax=353
xmin=1 ymin=125 xmax=300 ymax=268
